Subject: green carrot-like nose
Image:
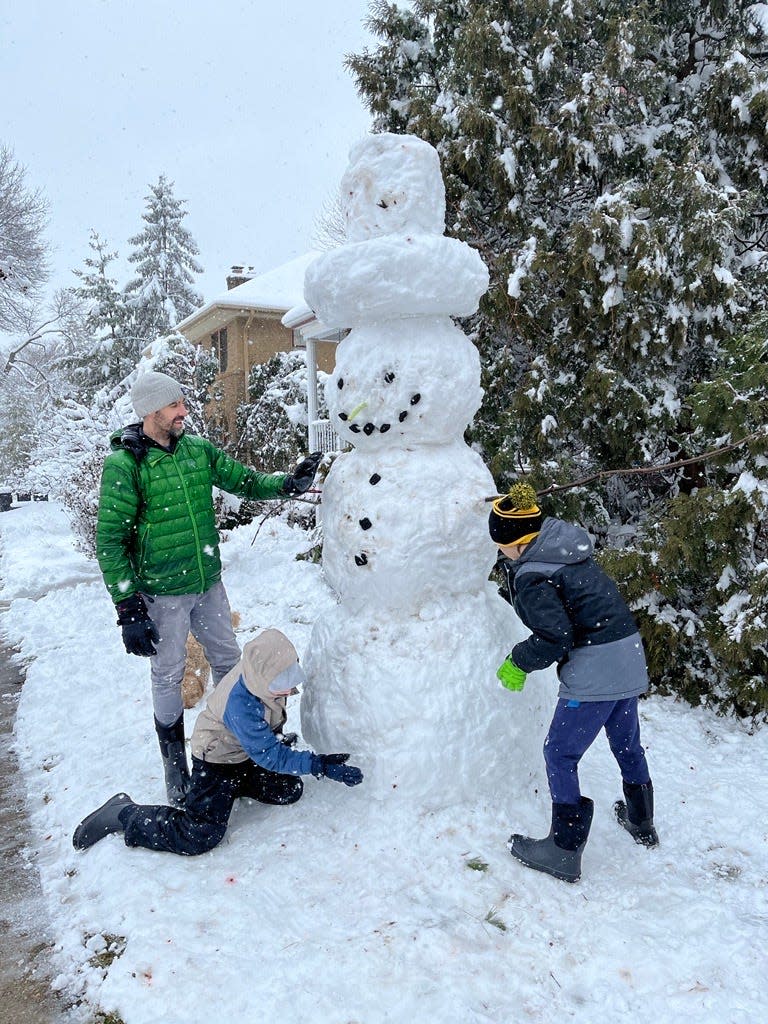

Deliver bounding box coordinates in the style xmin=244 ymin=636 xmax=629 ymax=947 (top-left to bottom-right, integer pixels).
xmin=348 ymin=401 xmax=368 ymax=421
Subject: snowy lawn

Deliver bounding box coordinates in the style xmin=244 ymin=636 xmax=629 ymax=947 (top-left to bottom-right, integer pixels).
xmin=1 ymin=501 xmax=766 ymax=1024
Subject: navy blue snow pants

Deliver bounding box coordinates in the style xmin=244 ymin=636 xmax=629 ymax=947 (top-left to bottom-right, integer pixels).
xmin=543 ymin=697 xmax=651 ymax=805
xmin=121 ymin=757 xmax=302 ymax=856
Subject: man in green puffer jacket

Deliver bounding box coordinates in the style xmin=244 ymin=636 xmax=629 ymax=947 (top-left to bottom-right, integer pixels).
xmin=96 ymin=370 xmax=322 ymax=807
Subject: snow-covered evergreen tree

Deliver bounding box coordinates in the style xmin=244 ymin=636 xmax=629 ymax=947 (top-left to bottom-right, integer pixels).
xmin=74 ymin=232 xmax=124 ymax=341
xmin=236 ymin=351 xmax=319 ymax=471
xmin=349 ymin=0 xmax=768 ymax=715
xmin=62 ymin=230 xmax=133 ymax=395
xmin=211 ymin=351 xmax=326 ymax=530
xmin=601 ymin=313 xmax=768 ymax=719
xmin=124 ymin=175 xmax=203 ymax=350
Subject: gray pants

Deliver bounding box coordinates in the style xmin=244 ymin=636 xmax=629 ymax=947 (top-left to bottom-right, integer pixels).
xmin=144 ymin=582 xmax=241 ymax=726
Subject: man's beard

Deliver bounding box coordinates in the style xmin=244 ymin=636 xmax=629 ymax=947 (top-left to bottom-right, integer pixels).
xmin=169 ymin=422 xmax=186 ymax=438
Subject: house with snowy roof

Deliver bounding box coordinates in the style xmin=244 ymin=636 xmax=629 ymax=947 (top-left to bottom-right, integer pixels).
xmin=176 ymin=252 xmax=341 ymax=445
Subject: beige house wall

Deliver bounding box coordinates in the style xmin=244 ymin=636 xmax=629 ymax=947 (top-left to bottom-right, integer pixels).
xmin=315 ymin=340 xmax=336 ymax=375
xmin=179 ymin=308 xmax=337 ymax=439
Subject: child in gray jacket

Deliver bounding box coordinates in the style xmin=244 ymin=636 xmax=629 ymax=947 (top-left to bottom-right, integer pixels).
xmin=490 ymin=482 xmax=658 ymax=883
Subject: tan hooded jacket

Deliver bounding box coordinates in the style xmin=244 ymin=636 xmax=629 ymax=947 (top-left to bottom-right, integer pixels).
xmin=190 ymin=629 xmax=298 ymax=766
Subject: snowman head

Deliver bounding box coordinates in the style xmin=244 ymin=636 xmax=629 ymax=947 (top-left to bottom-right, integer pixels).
xmin=341 ymin=133 xmax=446 ymax=243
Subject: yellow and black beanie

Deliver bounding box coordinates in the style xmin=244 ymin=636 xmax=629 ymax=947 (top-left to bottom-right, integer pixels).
xmin=489 ymin=481 xmax=543 ymax=546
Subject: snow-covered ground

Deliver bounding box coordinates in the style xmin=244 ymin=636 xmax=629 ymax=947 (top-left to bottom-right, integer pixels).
xmin=0 ymin=500 xmax=766 ymax=1024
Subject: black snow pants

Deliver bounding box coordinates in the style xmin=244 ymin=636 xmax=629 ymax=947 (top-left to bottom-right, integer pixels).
xmin=121 ymin=757 xmax=302 ymax=856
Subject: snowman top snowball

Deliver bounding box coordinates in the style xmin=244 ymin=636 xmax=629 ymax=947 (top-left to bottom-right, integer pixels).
xmin=342 ymin=133 xmax=446 ymax=242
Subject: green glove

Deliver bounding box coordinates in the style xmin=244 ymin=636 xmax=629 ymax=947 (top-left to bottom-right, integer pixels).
xmin=496 ymin=657 xmax=527 ymax=692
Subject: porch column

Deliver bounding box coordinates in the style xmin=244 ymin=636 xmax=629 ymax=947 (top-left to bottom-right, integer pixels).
xmin=306 ymin=334 xmax=319 ymax=451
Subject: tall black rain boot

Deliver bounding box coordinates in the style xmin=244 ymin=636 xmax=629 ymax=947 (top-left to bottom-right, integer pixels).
xmin=155 ymin=714 xmax=191 ymax=808
xmin=509 ymin=796 xmax=594 ymax=883
xmin=615 ymin=780 xmax=659 ymax=847
xmin=73 ymin=793 xmax=136 ymax=850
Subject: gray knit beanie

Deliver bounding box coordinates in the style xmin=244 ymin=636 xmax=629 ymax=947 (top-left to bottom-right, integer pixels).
xmin=131 ymin=371 xmax=184 ymax=418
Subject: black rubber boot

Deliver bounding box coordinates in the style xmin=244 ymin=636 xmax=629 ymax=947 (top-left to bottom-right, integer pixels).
xmin=73 ymin=793 xmax=135 ymax=851
xmin=509 ymin=797 xmax=594 ymax=883
xmin=615 ymin=780 xmax=659 ymax=847
xmin=155 ymin=714 xmax=191 ymax=808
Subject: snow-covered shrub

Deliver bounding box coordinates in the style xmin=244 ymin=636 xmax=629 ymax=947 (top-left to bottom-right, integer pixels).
xmin=237 ymin=351 xmax=313 ymax=471
xmin=24 ymin=395 xmax=111 ymax=558
xmin=218 ymin=350 xmax=326 ymax=532
xmin=0 ymin=366 xmax=41 ymax=484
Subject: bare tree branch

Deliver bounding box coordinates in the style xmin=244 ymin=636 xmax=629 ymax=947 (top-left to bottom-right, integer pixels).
xmin=2 ymin=290 xmax=85 ymax=375
xmin=486 ymin=428 xmax=768 ymax=501
xmin=0 ymin=145 xmax=49 ymax=331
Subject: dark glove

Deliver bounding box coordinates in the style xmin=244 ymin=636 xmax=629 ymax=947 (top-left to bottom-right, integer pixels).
xmin=282 ymin=451 xmax=323 ymax=495
xmin=115 ymin=593 xmax=160 ymax=657
xmin=310 ymin=752 xmax=363 ymax=787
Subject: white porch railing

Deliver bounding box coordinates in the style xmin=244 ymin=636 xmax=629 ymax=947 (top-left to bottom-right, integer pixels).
xmin=309 ymin=419 xmax=343 ymax=453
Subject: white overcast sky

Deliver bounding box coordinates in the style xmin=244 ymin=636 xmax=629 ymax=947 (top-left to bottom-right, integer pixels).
xmin=1 ymin=0 xmax=378 ymax=302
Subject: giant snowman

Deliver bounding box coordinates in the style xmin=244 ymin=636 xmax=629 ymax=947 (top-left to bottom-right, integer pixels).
xmin=301 ymin=134 xmax=553 ymax=808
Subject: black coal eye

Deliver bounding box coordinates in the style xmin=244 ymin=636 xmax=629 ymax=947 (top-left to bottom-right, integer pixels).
xmin=354 ymin=553 xmax=368 ymax=566
xmin=337 ymin=378 xmax=344 ymax=389
xmin=410 ymin=393 xmax=421 ymax=405
xmin=369 ymin=473 xmax=381 ymax=485
xmin=359 ymin=518 xmax=372 ymax=530
xmin=384 ymin=371 xmax=395 ymax=384
xmin=399 ymin=411 xmax=408 ymax=422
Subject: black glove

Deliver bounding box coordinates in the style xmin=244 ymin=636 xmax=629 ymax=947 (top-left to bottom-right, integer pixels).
xmin=115 ymin=593 xmax=160 ymax=657
xmin=282 ymin=451 xmax=323 ymax=495
xmin=310 ymin=752 xmax=364 ymax=787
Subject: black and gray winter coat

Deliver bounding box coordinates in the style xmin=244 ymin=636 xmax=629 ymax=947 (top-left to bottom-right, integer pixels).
xmin=499 ymin=517 xmax=648 ymax=703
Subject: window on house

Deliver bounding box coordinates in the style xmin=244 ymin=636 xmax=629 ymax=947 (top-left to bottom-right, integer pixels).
xmin=211 ymin=327 xmax=228 ymax=372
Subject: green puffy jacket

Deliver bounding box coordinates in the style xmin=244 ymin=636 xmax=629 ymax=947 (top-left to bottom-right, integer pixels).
xmin=96 ymin=428 xmax=287 ymax=603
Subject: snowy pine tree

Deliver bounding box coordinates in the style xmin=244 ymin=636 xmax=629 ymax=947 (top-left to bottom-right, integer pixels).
xmin=124 ymin=175 xmax=203 ymax=350
xmin=74 ymin=232 xmax=124 ymax=340
xmin=349 ymin=0 xmax=768 ymax=715
xmin=59 ymin=230 xmax=133 ymax=397
xmin=237 ymin=351 xmax=318 ymax=472
xmin=601 ymin=313 xmax=768 ymax=719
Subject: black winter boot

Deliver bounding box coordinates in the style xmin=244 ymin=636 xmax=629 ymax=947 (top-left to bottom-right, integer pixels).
xmin=509 ymin=797 xmax=594 ymax=883
xmin=155 ymin=715 xmax=191 ymax=808
xmin=73 ymin=793 xmax=135 ymax=850
xmin=615 ymin=780 xmax=659 ymax=847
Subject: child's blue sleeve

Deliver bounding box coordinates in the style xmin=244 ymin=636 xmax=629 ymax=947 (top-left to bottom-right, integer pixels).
xmin=222 ymin=677 xmax=314 ymax=776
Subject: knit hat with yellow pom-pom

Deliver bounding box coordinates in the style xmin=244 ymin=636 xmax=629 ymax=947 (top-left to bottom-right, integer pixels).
xmin=488 ymin=481 xmax=543 ymax=546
